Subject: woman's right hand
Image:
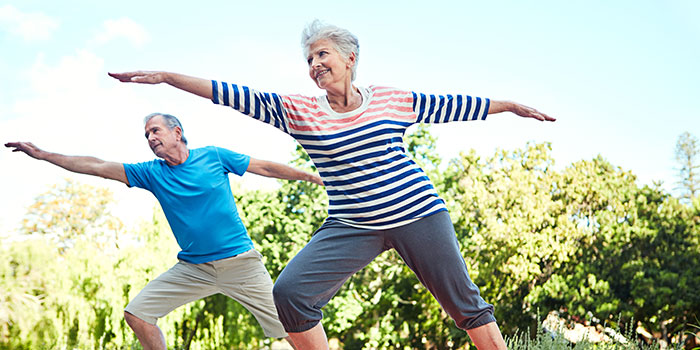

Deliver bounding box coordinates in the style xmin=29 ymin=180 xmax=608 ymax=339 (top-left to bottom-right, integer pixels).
xmin=108 ymin=71 xmax=169 ymax=84
xmin=108 ymin=71 xmax=213 ymax=99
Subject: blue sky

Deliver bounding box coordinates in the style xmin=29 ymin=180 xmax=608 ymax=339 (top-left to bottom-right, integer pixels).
xmin=1 ymin=1 xmax=699 ymax=235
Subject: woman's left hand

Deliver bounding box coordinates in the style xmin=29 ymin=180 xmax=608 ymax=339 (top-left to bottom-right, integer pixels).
xmin=510 ymin=102 xmax=556 ymax=122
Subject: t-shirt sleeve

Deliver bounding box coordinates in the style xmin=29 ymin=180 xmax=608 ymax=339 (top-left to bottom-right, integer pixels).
xmin=411 ymin=91 xmax=490 ymax=124
xmin=214 ymin=147 xmax=251 ymax=176
xmin=210 ymin=80 xmax=291 ymax=134
xmin=123 ymin=161 xmax=154 ymax=190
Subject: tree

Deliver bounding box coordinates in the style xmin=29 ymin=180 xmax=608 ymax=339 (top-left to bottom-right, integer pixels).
xmin=675 ymin=132 xmax=700 ymax=202
xmin=20 ymin=178 xmax=123 ymax=251
xmin=2 ymin=181 xmax=183 ymax=350
xmin=442 ymin=142 xmax=586 ymax=334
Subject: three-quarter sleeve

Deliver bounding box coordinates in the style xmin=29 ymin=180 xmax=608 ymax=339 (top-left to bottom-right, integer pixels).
xmin=412 ymin=92 xmax=490 ymax=124
xmin=211 ymin=80 xmax=291 ymax=134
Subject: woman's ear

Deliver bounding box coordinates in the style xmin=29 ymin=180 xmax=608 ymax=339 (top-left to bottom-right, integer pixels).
xmin=346 ymin=51 xmax=357 ymax=68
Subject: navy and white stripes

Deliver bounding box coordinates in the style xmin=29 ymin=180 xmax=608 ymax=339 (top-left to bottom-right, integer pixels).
xmin=212 ymin=81 xmax=489 ymax=229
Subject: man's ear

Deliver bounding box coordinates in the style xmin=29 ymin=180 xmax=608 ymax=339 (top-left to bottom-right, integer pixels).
xmin=175 ymin=126 xmax=183 ymax=142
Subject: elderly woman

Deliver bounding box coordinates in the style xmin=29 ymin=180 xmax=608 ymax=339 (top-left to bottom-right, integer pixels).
xmin=110 ymin=20 xmax=554 ymax=350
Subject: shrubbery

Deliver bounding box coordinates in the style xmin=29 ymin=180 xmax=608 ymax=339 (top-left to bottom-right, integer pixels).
xmin=2 ymin=128 xmax=698 ymax=349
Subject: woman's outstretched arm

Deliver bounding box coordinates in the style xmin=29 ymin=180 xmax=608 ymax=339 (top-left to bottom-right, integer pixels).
xmin=108 ymin=71 xmax=213 ymax=100
xmin=488 ymin=100 xmax=556 ymax=122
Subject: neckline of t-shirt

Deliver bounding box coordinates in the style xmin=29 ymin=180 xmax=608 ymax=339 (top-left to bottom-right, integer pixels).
xmin=317 ymin=86 xmax=370 ymax=117
xmin=165 ymin=148 xmax=193 ymax=168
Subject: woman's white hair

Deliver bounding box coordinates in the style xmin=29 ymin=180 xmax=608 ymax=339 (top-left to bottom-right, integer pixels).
xmin=301 ymin=19 xmax=360 ymax=81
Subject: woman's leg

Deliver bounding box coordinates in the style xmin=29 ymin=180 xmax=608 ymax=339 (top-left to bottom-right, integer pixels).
xmin=273 ymin=219 xmax=385 ymax=345
xmin=387 ymin=211 xmax=505 ymax=349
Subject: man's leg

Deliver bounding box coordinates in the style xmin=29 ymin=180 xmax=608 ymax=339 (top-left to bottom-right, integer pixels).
xmin=124 ymin=261 xmax=217 ymax=349
xmin=215 ymin=250 xmax=294 ymax=345
xmin=124 ymin=311 xmax=166 ymax=350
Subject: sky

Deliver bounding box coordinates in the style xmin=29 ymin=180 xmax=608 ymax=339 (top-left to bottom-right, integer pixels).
xmin=1 ymin=0 xmax=699 ymax=236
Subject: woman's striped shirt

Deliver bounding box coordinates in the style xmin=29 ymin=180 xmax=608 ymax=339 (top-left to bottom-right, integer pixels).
xmin=211 ymin=82 xmax=490 ymax=230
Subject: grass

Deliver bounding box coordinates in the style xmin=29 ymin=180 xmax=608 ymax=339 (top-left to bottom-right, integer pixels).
xmin=504 ymin=315 xmax=697 ymax=350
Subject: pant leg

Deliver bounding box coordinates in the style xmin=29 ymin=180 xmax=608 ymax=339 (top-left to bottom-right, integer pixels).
xmin=125 ymin=261 xmax=219 ymax=324
xmin=273 ymin=219 xmax=386 ymax=333
xmin=214 ymin=249 xmax=287 ymax=339
xmin=386 ymin=211 xmax=496 ymax=330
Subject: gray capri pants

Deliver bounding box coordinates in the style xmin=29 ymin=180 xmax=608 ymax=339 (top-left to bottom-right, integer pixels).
xmin=273 ymin=211 xmax=495 ymax=333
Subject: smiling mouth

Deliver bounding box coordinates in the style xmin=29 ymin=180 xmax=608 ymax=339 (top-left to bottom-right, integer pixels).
xmin=315 ymin=69 xmax=329 ymax=80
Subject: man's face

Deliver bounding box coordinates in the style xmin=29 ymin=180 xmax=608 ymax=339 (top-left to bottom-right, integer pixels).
xmin=144 ymin=115 xmax=180 ymax=158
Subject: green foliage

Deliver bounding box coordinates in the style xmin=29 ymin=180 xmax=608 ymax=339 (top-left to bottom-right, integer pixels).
xmin=440 ymin=142 xmax=699 ymax=343
xmin=2 ymin=131 xmax=699 ymax=349
xmin=20 ymin=178 xmax=124 ymax=251
xmin=674 ymin=131 xmax=700 ymax=201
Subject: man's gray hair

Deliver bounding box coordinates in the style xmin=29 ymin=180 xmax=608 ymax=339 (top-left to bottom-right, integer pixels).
xmin=144 ymin=113 xmax=188 ymax=145
xmin=301 ymin=19 xmax=360 ymax=81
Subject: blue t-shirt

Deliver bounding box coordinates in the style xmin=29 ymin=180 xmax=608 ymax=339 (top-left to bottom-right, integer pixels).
xmin=123 ymin=146 xmax=253 ymax=264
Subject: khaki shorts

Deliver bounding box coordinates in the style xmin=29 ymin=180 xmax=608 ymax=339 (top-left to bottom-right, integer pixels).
xmin=125 ymin=249 xmax=287 ymax=338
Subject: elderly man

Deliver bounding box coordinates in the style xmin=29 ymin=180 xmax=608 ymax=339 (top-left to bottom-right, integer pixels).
xmin=5 ymin=112 xmax=322 ymax=350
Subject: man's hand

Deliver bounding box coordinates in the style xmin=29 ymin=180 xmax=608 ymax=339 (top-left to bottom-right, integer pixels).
xmin=309 ymin=174 xmax=324 ymax=186
xmin=248 ymin=158 xmax=324 ymax=186
xmin=108 ymin=71 xmax=168 ymax=84
xmin=5 ymin=141 xmax=128 ymax=184
xmin=5 ymin=141 xmax=45 ymax=160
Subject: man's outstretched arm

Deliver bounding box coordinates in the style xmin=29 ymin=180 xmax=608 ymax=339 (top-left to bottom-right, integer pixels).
xmin=5 ymin=142 xmax=128 ymax=185
xmin=247 ymin=158 xmax=323 ymax=186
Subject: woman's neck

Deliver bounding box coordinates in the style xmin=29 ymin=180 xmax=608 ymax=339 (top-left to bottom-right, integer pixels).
xmin=325 ymin=81 xmax=362 ymax=113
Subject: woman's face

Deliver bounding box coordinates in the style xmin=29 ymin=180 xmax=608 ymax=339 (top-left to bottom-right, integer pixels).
xmin=307 ymin=39 xmax=354 ymax=90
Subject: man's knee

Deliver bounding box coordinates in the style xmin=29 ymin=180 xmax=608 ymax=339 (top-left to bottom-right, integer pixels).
xmin=124 ymin=311 xmax=137 ymax=324
xmin=124 ymin=311 xmax=148 ymax=329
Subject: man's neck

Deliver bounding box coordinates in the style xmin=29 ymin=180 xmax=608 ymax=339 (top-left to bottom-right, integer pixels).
xmin=162 ymin=145 xmax=189 ymax=166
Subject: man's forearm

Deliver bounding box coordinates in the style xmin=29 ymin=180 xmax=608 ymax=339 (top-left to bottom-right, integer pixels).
xmin=41 ymin=152 xmax=127 ymax=183
xmin=42 ymin=152 xmax=104 ymax=175
xmin=6 ymin=142 xmax=127 ymax=184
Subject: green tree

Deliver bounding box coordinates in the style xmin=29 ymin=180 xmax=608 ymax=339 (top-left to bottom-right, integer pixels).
xmin=1 ymin=182 xmax=181 ymax=350
xmin=20 ymin=178 xmax=123 ymax=250
xmin=509 ymin=152 xmax=700 ymax=343
xmin=5 ymin=136 xmax=699 ymax=349
xmin=442 ymin=142 xmax=700 ymax=342
xmin=675 ymin=131 xmax=700 ymax=202
xmin=442 ymin=142 xmax=585 ymax=334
